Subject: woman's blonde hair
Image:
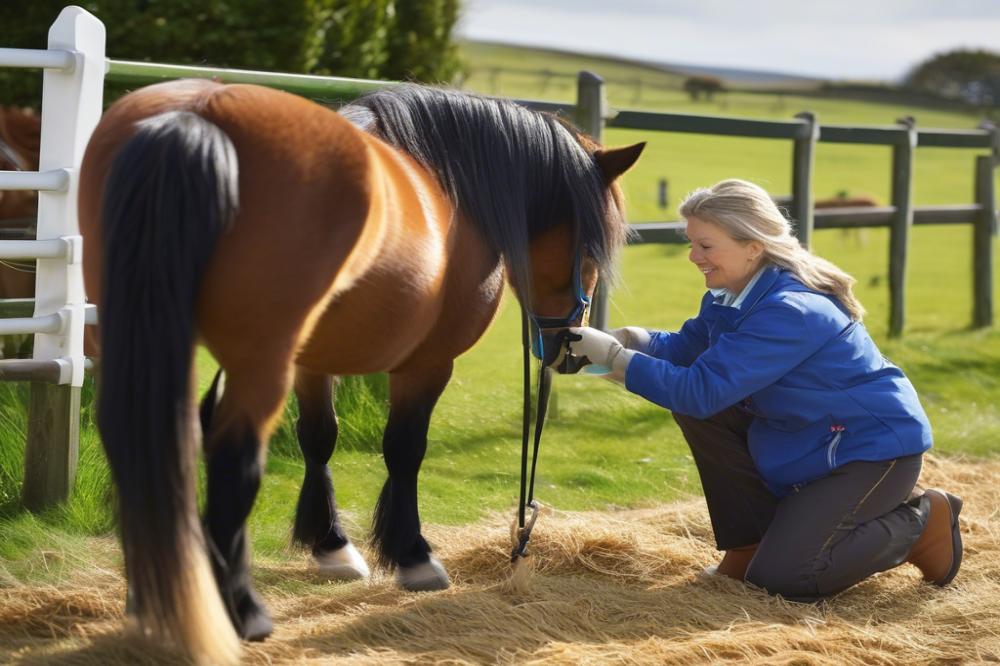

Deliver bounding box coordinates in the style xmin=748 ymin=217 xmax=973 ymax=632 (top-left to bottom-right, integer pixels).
xmin=679 ymin=179 xmax=865 ymax=321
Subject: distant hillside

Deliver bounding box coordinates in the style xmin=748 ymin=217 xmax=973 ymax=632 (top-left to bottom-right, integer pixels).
xmin=458 ymin=40 xmax=688 ymax=88
xmin=460 ymin=40 xmax=827 ymax=92
xmin=457 ymin=40 xmax=984 ymax=118
xmin=648 ymin=61 xmax=827 ymax=91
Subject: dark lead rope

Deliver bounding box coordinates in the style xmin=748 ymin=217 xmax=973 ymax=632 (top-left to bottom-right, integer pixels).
xmin=513 ymin=305 xmax=552 ymax=561
xmin=518 ymin=305 xmax=531 ymax=529
xmin=528 ymin=366 xmax=552 ymax=505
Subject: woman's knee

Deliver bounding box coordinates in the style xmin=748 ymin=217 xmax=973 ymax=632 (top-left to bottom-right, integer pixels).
xmin=745 ymin=557 xmax=820 ymax=601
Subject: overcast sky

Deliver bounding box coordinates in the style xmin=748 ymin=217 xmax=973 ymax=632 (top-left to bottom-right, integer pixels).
xmin=456 ymin=0 xmax=1000 ymax=81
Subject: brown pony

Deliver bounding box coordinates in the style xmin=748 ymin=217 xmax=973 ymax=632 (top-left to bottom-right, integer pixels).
xmin=0 ymin=106 xmax=40 ymax=302
xmin=78 ymin=78 xmax=642 ymax=664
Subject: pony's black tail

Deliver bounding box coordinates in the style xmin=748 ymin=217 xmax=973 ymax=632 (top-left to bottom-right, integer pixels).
xmin=98 ymin=110 xmax=240 ymax=665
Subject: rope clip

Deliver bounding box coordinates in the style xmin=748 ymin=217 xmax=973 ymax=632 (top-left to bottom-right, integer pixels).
xmin=510 ymin=500 xmax=540 ymax=562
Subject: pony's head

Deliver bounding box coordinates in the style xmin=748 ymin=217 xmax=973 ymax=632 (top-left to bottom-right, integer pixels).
xmin=342 ymin=85 xmax=643 ymax=372
xmin=522 ymin=138 xmax=643 ymax=371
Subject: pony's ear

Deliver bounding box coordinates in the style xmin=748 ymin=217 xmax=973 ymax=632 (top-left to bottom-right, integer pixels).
xmin=594 ymin=142 xmax=645 ymax=183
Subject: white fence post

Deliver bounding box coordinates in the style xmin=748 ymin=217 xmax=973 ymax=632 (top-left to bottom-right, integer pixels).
xmin=32 ymin=6 xmax=104 ymax=385
xmin=21 ymin=6 xmax=105 ymax=511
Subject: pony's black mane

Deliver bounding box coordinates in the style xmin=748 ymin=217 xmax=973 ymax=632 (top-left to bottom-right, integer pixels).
xmin=339 ymin=85 xmax=626 ymax=302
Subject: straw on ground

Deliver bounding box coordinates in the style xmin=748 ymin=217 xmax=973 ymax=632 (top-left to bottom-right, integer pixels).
xmin=2 ymin=455 xmax=998 ymax=665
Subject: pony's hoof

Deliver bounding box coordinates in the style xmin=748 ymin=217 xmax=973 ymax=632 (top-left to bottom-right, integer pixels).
xmin=397 ymin=556 xmax=450 ymax=592
xmin=313 ymin=543 xmax=370 ymax=581
xmin=235 ymin=588 xmax=273 ymax=642
xmin=240 ymin=606 xmax=273 ymax=642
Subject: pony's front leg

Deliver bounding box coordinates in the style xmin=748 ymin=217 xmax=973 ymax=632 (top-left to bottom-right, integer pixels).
xmin=373 ymin=361 xmax=453 ymax=591
xmin=292 ymin=367 xmax=369 ymax=580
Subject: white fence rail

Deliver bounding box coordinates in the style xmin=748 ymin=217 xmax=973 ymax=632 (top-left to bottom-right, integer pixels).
xmin=0 ymin=168 xmax=71 ymax=191
xmin=0 ymin=47 xmax=76 ymax=71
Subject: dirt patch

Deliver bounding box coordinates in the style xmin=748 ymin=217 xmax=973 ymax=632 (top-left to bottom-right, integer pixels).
xmin=2 ymin=455 xmax=999 ymax=664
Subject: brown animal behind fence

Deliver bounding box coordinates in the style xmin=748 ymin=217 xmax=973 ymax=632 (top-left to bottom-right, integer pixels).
xmin=0 ymin=106 xmax=41 ymax=357
xmin=815 ymin=192 xmax=879 ymax=248
xmin=0 ymin=105 xmax=40 ymax=283
xmin=814 ymin=193 xmax=880 ymax=209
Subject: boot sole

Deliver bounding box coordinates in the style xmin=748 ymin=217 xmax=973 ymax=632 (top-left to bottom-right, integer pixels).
xmin=929 ymin=488 xmax=963 ymax=586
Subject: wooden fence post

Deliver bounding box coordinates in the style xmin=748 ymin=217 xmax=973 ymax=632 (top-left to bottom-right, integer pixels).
xmin=973 ymin=153 xmax=995 ymax=327
xmin=576 ymin=71 xmax=610 ymax=330
xmin=791 ymin=112 xmax=818 ymax=249
xmin=888 ymin=117 xmax=916 ymax=338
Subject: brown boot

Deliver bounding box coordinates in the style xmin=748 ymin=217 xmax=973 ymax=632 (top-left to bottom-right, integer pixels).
xmin=704 ymin=544 xmax=758 ymax=580
xmin=906 ymin=489 xmax=963 ymax=586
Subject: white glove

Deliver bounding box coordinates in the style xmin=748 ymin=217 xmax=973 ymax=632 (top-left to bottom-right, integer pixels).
xmin=566 ymin=327 xmax=635 ymax=376
xmin=608 ymin=326 xmax=652 ymax=353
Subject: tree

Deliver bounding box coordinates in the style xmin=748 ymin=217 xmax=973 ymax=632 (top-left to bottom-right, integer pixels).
xmin=383 ymin=0 xmax=461 ymax=82
xmin=905 ymin=49 xmax=1000 ymax=106
xmin=0 ymin=1 xmax=463 ymax=108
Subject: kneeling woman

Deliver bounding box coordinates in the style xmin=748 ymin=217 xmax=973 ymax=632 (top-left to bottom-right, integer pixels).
xmin=568 ymin=179 xmax=962 ymax=601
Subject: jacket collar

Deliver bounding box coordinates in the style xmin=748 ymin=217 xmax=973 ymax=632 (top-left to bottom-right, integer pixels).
xmin=708 ymin=265 xmax=782 ymax=324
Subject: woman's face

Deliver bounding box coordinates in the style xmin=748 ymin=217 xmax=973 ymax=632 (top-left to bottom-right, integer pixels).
xmin=685 ymin=216 xmax=764 ymax=294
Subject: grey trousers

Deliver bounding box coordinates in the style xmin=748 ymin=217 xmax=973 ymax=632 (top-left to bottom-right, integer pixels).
xmin=674 ymin=405 xmax=927 ymax=601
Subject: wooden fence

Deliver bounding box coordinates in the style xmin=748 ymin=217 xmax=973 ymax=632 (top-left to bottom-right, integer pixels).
xmin=574 ymin=77 xmax=998 ymax=335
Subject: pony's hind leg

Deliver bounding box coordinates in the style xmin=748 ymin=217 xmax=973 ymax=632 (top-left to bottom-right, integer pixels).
xmin=292 ymin=367 xmax=369 ymax=580
xmin=373 ymin=361 xmax=454 ymax=591
xmin=202 ymin=367 xmax=290 ymax=642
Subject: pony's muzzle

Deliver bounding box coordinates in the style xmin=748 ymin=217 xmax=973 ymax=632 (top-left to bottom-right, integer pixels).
xmin=540 ymin=328 xmax=591 ymax=374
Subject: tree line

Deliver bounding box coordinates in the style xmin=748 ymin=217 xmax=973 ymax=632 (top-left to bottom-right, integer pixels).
xmin=0 ymin=0 xmax=461 ymax=108
xmin=906 ymin=49 xmax=1000 ymax=107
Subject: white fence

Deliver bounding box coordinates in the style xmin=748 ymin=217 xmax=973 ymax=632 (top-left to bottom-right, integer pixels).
xmin=0 ymin=6 xmax=105 ymax=509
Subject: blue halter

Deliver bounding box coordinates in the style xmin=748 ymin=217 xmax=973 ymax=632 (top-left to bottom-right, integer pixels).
xmin=527 ymin=255 xmax=591 ymax=361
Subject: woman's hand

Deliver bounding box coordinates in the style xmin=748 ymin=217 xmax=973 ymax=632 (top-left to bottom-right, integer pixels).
xmin=567 ymin=327 xmax=634 ymax=375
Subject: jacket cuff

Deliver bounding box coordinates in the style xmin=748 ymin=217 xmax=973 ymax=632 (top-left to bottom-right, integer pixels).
xmin=624 ymin=352 xmax=662 ymax=403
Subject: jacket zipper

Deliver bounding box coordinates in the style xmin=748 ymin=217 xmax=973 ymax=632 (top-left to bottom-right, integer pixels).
xmin=826 ymin=424 xmax=846 ymax=468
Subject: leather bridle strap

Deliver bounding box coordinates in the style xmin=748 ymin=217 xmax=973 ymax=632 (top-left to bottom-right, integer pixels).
xmin=512 ymin=304 xmax=552 ymax=562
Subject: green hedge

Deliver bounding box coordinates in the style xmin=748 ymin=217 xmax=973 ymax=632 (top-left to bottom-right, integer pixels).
xmin=0 ymin=0 xmax=462 ymax=108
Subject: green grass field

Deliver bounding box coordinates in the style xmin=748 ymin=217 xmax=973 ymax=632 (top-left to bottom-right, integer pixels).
xmin=2 ymin=42 xmax=999 ymax=585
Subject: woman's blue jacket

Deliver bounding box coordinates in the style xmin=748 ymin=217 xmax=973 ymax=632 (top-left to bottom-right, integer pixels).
xmin=624 ymin=266 xmax=932 ymax=497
